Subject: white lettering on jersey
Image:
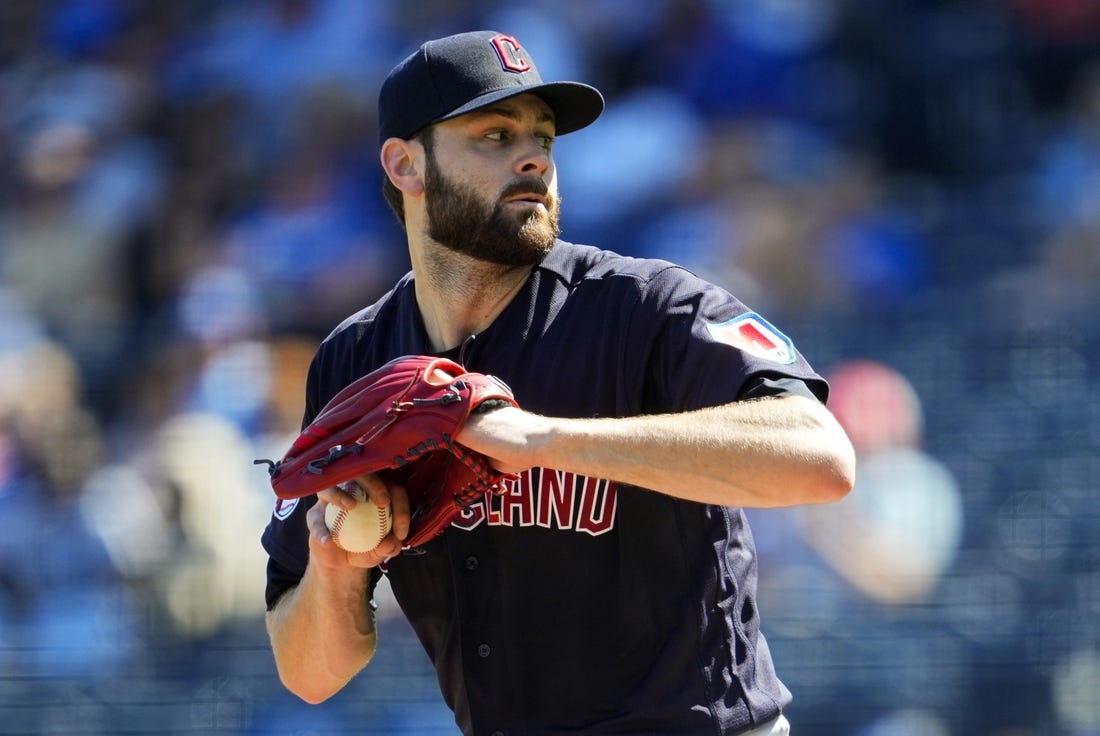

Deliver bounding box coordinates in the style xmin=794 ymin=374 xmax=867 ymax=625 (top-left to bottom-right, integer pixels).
xmin=452 ymin=468 xmax=618 ymax=536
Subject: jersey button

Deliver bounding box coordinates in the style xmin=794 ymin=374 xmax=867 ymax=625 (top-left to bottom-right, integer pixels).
xmin=477 ymin=643 xmax=491 ymax=658
xmin=465 ymin=555 xmax=479 ymax=571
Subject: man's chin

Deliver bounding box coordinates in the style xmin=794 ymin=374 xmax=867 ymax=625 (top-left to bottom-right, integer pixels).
xmin=521 ymin=206 xmax=561 ymax=235
xmin=517 ymin=220 xmax=556 ymax=245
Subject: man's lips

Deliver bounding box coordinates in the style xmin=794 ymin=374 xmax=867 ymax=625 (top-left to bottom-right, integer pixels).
xmin=504 ymin=192 xmax=547 ymax=205
xmin=501 ymin=180 xmax=549 ymax=206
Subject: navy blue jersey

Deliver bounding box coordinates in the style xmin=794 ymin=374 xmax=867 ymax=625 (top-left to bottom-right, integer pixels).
xmin=262 ymin=241 xmax=828 ymax=735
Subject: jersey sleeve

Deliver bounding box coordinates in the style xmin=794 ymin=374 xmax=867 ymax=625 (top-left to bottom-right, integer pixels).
xmin=261 ymin=493 xmax=315 ymax=609
xmin=632 ymin=266 xmax=828 ymax=412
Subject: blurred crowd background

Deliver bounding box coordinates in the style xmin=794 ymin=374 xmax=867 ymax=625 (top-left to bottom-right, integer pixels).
xmin=1 ymin=0 xmax=1098 ymax=734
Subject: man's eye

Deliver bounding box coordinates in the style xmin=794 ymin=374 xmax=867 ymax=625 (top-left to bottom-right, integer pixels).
xmin=486 ymin=131 xmax=507 ymax=142
xmin=537 ymin=135 xmax=555 ymax=151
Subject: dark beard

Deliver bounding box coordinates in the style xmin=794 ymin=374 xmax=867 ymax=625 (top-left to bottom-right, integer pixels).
xmin=424 ymin=161 xmax=560 ymax=267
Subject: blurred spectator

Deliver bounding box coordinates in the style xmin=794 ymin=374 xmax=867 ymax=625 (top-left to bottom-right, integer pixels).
xmin=633 ymin=0 xmax=842 ymax=123
xmin=749 ymin=359 xmax=966 ymax=731
xmin=0 ymin=337 xmax=138 ymax=679
xmin=164 ymin=0 xmax=396 ymax=159
xmin=1051 ymin=647 xmax=1100 ymax=735
xmin=630 ymin=119 xmax=930 ymax=320
xmin=982 ymin=61 xmax=1100 ymax=336
xmin=0 ymin=5 xmax=168 ymax=401
xmin=798 ymin=360 xmax=963 ymax=605
xmin=0 ymin=114 xmax=162 ymax=380
xmin=149 ymin=410 xmax=271 ymax=639
xmin=1030 ymin=62 xmax=1100 ymax=229
xmin=552 ymin=84 xmax=708 ymax=239
xmin=981 ymin=219 xmax=1100 ymax=334
xmin=213 ymin=92 xmax=406 ymax=334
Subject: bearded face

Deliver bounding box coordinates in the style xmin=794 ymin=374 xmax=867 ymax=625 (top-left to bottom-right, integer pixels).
xmin=422 ymin=145 xmax=561 ymax=267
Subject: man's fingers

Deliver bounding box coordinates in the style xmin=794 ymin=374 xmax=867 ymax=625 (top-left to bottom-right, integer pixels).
xmin=315 ymin=474 xmax=410 ymax=550
xmin=367 ymin=532 xmax=403 ymax=561
xmin=389 ymin=482 xmax=411 ymax=541
xmin=317 ymin=484 xmax=357 ymax=512
xmin=356 ymin=474 xmax=410 ymax=542
xmin=306 ymin=497 xmax=336 ymax=546
xmin=357 ymin=473 xmax=392 ymax=508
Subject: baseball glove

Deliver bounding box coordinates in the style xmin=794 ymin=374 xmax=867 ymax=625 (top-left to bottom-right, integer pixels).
xmin=257 ymin=355 xmax=519 ymax=549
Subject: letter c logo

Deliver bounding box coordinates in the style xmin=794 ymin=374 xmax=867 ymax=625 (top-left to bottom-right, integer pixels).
xmin=491 ymin=34 xmax=532 ymax=73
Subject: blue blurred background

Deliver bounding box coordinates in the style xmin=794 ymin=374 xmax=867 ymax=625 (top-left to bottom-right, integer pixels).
xmin=1 ymin=0 xmax=1098 ymax=734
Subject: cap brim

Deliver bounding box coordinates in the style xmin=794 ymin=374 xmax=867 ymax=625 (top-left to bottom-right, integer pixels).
xmin=434 ymin=81 xmax=604 ymax=136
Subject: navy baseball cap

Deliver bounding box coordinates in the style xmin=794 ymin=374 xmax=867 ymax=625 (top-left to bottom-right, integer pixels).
xmin=378 ymin=30 xmax=604 ymax=144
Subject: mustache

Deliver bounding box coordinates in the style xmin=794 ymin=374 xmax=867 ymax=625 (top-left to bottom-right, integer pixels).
xmin=500 ymin=178 xmax=549 ymax=200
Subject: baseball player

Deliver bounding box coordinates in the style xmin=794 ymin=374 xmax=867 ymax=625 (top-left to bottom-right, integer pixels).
xmin=261 ymin=30 xmax=855 ymax=736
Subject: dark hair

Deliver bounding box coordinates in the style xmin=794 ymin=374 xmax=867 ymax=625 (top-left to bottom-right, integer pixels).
xmin=382 ymin=127 xmax=435 ymax=230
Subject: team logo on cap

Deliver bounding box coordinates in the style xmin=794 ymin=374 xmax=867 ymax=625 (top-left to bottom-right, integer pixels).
xmin=706 ymin=313 xmax=796 ymax=364
xmin=491 ymin=34 xmax=531 ymax=73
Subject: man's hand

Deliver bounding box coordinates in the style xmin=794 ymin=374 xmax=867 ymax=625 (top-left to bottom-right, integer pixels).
xmin=258 ymin=355 xmax=520 ymax=548
xmin=455 ymin=405 xmax=545 ymax=475
xmin=307 ymin=473 xmax=412 ymax=569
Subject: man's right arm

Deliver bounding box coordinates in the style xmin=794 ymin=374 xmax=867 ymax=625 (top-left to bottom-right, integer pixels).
xmin=265 ymin=558 xmax=377 ymax=704
xmin=265 ymin=475 xmax=410 ymax=703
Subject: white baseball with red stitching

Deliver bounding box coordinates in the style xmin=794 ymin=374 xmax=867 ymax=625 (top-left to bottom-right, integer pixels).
xmin=325 ymin=482 xmax=393 ymax=553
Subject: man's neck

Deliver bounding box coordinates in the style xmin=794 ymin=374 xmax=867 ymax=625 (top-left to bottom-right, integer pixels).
xmin=412 ymin=245 xmax=533 ymax=353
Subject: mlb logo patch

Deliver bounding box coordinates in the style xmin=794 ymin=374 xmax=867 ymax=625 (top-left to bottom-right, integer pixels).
xmin=706 ymin=313 xmax=796 ymax=364
xmin=273 ymin=497 xmax=299 ymax=520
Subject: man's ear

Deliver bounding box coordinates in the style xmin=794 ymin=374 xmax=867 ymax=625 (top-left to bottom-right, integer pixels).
xmin=380 ymin=138 xmax=425 ymax=197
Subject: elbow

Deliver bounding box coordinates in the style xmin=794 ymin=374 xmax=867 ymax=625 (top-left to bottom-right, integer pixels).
xmin=270 ymin=649 xmax=344 ymax=705
xmin=285 ymin=634 xmax=378 ymax=705
xmin=797 ymin=454 xmax=853 ymax=506
xmin=811 ymin=400 xmax=858 ymax=503
xmin=800 ymin=411 xmax=856 ymax=503
xmin=817 ymin=426 xmax=857 ymax=502
xmin=289 ymin=684 xmax=342 ymax=707
xmin=770 ymin=395 xmax=856 ymax=503
xmin=266 ymin=609 xmax=378 ymax=705
xmin=275 ymin=649 xmax=371 ymax=705
xmin=821 ymin=445 xmax=856 ymax=502
xmin=285 ymin=681 xmax=336 ymax=706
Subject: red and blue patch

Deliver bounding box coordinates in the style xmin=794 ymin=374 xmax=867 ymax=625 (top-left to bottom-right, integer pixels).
xmin=705 ymin=313 xmax=796 ymax=365
xmin=273 ymin=497 xmax=299 ymax=520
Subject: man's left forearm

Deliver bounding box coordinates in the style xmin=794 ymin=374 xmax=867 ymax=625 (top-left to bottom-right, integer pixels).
xmin=457 ymin=395 xmax=856 ymax=508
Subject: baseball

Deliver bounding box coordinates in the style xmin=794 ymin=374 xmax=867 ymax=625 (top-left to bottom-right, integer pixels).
xmin=325 ymin=482 xmax=393 ymax=553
